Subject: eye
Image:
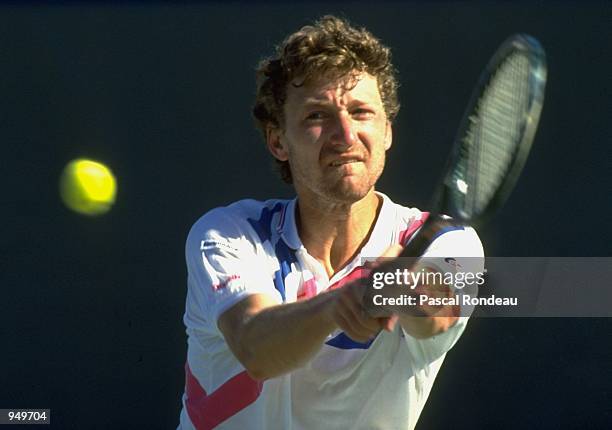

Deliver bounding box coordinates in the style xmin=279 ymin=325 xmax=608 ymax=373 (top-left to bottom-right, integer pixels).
xmin=352 ymin=108 xmax=375 ymax=119
xmin=305 ymin=111 xmax=327 ymax=121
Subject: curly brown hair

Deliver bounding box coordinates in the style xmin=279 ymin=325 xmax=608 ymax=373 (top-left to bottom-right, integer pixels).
xmin=253 ymin=15 xmax=400 ymax=183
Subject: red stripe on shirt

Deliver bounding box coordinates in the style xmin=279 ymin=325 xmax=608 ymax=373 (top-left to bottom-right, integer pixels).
xmin=329 ymin=265 xmax=372 ymax=290
xmin=185 ymin=363 xmax=263 ymax=430
xmin=297 ymin=277 xmax=317 ymax=300
xmin=398 ymin=212 xmax=430 ymax=246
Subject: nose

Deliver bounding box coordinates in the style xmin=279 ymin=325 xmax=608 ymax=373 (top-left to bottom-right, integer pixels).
xmin=330 ymin=114 xmax=357 ymax=149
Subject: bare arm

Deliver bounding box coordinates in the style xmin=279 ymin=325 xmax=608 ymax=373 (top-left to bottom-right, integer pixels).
xmin=218 ymin=281 xmax=391 ymax=381
xmin=217 ymin=245 xmax=457 ymax=381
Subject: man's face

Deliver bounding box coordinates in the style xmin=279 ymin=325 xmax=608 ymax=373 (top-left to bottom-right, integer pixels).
xmin=268 ymin=73 xmax=392 ymax=205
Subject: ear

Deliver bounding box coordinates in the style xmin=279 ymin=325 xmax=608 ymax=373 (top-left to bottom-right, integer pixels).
xmin=384 ymin=121 xmax=393 ymax=151
xmin=266 ymin=126 xmax=289 ymax=161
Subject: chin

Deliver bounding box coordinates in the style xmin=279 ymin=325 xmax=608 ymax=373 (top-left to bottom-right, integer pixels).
xmin=325 ymin=180 xmax=372 ymax=203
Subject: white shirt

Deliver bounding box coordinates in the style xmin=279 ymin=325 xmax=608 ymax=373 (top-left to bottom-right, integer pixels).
xmin=178 ymin=193 xmax=484 ymax=430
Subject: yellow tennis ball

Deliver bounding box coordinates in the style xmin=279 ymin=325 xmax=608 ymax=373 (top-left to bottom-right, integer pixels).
xmin=60 ymin=158 xmax=117 ymax=215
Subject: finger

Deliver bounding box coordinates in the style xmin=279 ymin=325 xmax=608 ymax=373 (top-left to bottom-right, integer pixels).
xmin=340 ymin=286 xmax=381 ymax=332
xmin=378 ymin=315 xmax=399 ymax=332
xmin=337 ymin=297 xmax=380 ymax=337
xmin=334 ymin=308 xmax=375 ymax=343
xmin=337 ymin=286 xmax=382 ymax=337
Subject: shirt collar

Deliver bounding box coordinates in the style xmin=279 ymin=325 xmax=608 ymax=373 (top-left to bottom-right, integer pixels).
xmin=276 ymin=192 xmax=395 ymax=255
xmin=276 ymin=197 xmax=303 ymax=250
xmin=359 ymin=191 xmax=395 ymax=257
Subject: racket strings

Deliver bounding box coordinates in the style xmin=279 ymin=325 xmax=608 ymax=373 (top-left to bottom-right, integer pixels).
xmin=459 ymin=51 xmax=531 ymax=216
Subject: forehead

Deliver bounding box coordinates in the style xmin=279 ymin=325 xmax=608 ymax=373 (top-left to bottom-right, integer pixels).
xmin=285 ymin=73 xmax=383 ymax=108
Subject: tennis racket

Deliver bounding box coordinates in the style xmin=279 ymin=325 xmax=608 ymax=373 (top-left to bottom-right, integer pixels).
xmin=364 ymin=34 xmax=547 ymax=315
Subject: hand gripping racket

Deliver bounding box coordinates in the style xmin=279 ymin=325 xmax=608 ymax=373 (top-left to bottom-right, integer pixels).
xmin=365 ymin=34 xmax=547 ymax=314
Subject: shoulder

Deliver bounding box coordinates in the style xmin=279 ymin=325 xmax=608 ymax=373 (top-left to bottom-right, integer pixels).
xmin=426 ymin=219 xmax=484 ymax=258
xmin=378 ymin=193 xmax=483 ymax=257
xmin=377 ymin=192 xmax=429 ymax=245
xmin=187 ymin=198 xmax=289 ymax=246
xmin=378 ymin=192 xmax=426 ymax=222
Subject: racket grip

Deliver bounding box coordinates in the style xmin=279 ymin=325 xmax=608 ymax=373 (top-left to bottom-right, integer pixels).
xmin=401 ymin=215 xmax=456 ymax=257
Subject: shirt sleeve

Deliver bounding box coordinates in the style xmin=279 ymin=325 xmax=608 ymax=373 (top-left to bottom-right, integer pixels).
xmin=185 ymin=207 xmax=283 ymax=330
xmin=402 ymin=226 xmax=484 ymax=365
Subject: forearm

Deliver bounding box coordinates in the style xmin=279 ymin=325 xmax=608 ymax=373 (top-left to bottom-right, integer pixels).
xmin=220 ymin=291 xmax=338 ymax=380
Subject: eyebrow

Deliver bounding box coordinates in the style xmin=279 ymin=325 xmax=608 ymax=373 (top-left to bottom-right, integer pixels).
xmin=302 ymin=98 xmax=333 ymax=106
xmin=301 ymin=98 xmax=372 ymax=109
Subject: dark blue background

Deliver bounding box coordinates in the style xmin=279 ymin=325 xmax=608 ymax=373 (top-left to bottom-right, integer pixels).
xmin=1 ymin=2 xmax=610 ymax=429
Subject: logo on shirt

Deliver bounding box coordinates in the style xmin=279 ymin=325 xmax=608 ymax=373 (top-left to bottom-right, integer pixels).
xmin=212 ymin=274 xmax=241 ymax=291
xmin=444 ymin=257 xmax=462 ymax=270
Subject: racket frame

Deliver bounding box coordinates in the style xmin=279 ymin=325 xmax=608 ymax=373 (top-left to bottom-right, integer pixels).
xmin=439 ymin=34 xmax=547 ymax=227
xmin=364 ymin=35 xmax=547 ymax=315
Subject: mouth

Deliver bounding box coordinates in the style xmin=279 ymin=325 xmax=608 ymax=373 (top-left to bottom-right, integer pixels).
xmin=329 ymin=157 xmax=364 ymax=167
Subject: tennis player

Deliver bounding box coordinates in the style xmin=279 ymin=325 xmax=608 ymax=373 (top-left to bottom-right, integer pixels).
xmin=178 ymin=15 xmax=483 ymax=430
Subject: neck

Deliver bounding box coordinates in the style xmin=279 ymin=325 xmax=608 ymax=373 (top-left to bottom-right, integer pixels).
xmin=296 ymin=190 xmax=382 ymax=277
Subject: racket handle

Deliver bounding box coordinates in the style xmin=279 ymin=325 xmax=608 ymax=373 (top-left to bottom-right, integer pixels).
xmin=401 ymin=215 xmax=456 ymax=257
